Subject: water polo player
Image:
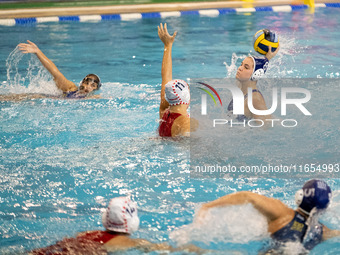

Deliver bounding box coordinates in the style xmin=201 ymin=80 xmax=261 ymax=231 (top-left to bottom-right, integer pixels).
xmin=197 ymin=179 xmax=340 ymax=253
xmin=29 ymin=197 xmax=204 ymax=255
xmin=30 ymin=196 xmax=204 ymax=254
xmin=228 ymin=43 xmax=280 ymax=123
xmin=18 ymin=40 xmax=101 ymax=99
xmin=157 ymin=23 xmax=198 ymax=137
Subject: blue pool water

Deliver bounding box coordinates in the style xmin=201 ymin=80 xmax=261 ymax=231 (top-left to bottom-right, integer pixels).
xmin=1 ymin=7 xmax=340 ymax=254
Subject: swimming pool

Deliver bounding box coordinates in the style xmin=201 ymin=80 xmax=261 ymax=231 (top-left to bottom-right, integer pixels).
xmin=1 ymin=6 xmax=340 ymax=254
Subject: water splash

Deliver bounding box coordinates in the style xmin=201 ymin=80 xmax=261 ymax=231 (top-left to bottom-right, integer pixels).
xmin=223 ymin=53 xmax=247 ymax=78
xmin=321 ymin=190 xmax=340 ymax=227
xmin=265 ymin=33 xmax=302 ymax=79
xmin=5 ymin=47 xmax=25 ymax=88
xmin=170 ymin=204 xmax=269 ymax=246
xmin=224 ymin=34 xmax=303 ymax=80
xmin=3 ymin=47 xmax=62 ymax=95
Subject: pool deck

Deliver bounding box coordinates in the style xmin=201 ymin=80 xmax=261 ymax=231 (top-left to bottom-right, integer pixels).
xmin=0 ymin=0 xmax=339 ymax=18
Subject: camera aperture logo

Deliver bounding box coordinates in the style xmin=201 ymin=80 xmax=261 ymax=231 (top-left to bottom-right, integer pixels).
xmin=198 ymin=82 xmax=312 ymax=128
xmin=198 ymin=82 xmax=223 ymax=110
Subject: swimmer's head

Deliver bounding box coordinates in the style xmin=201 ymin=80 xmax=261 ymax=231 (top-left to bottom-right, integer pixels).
xmin=102 ymin=196 xmax=140 ymax=234
xmin=295 ymin=179 xmax=332 ymax=216
xmin=165 ymin=79 xmax=190 ymax=106
xmin=236 ymin=57 xmax=254 ymax=81
xmin=236 ymin=56 xmax=269 ymax=82
xmin=79 ymin=74 xmax=102 ymax=93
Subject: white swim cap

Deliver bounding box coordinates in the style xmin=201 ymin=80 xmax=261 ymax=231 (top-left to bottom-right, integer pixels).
xmin=102 ymin=196 xmax=139 ymax=234
xmin=165 ymin=79 xmax=190 ymax=106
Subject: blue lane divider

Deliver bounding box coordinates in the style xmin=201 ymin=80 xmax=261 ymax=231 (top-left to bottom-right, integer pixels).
xmin=15 ymin=17 xmax=36 ymax=24
xmin=291 ymin=4 xmax=308 ymax=10
xmin=325 ymin=3 xmax=340 ymax=7
xmin=255 ymin=6 xmax=273 ymax=12
xmin=101 ymin=14 xmax=121 ymax=20
xmin=1 ymin=3 xmax=338 ymax=26
xmin=59 ymin=16 xmax=80 ymax=22
xmin=218 ymin=8 xmax=237 ymax=14
xmin=142 ymin=12 xmax=161 ymax=18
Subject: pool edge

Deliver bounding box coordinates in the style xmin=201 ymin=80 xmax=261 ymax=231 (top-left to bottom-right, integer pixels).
xmin=0 ymin=0 xmax=339 ymax=25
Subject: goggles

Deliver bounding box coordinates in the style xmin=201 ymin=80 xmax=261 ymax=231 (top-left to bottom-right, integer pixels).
xmin=82 ymin=77 xmax=100 ymax=85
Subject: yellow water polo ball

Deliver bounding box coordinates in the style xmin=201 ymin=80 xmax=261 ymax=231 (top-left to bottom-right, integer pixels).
xmin=253 ymin=29 xmax=279 ymax=55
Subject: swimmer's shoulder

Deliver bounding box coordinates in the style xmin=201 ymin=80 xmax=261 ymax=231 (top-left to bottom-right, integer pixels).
xmin=63 ymin=90 xmax=101 ymax=99
xmin=245 ymin=192 xmax=293 ymax=221
xmin=172 ymin=114 xmax=192 ymax=137
xmin=55 ymin=78 xmax=78 ymax=93
xmin=252 ymin=92 xmax=266 ymax=106
xmin=177 ymin=114 xmax=198 ymax=129
xmin=104 ymin=235 xmax=139 ymax=251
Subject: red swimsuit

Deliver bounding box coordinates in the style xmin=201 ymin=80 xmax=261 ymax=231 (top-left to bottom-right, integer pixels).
xmin=159 ymin=110 xmax=182 ymax=137
xmin=77 ymin=230 xmax=118 ymax=244
xmin=30 ymin=231 xmax=117 ymax=255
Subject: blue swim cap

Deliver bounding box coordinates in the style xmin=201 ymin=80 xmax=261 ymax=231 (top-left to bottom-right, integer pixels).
xmin=295 ymin=179 xmax=332 ymax=215
xmin=250 ymin=56 xmax=269 ymax=81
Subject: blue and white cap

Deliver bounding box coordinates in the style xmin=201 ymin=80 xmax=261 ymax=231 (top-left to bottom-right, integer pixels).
xmin=102 ymin=196 xmax=139 ymax=234
xmin=295 ymin=179 xmax=332 ymax=215
xmin=250 ymin=56 xmax=269 ymax=81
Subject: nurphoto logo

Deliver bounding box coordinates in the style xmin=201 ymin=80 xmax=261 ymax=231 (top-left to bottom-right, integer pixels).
xmin=199 ymin=82 xmax=312 ymax=128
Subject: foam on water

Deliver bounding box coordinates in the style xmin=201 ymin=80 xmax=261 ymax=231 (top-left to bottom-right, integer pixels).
xmin=224 ymin=53 xmax=247 ymax=78
xmin=170 ymin=204 xmax=269 ymax=246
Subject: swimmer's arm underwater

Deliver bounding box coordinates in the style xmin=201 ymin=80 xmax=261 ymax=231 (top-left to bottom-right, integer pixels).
xmin=18 ymin=40 xmax=77 ymax=93
xmin=198 ymin=191 xmax=289 ymax=223
xmin=0 ymin=93 xmax=51 ymax=102
xmin=322 ymin=225 xmax=340 ymax=241
xmin=104 ymin=235 xmax=206 ymax=253
xmin=158 ymin=23 xmax=177 ymax=119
